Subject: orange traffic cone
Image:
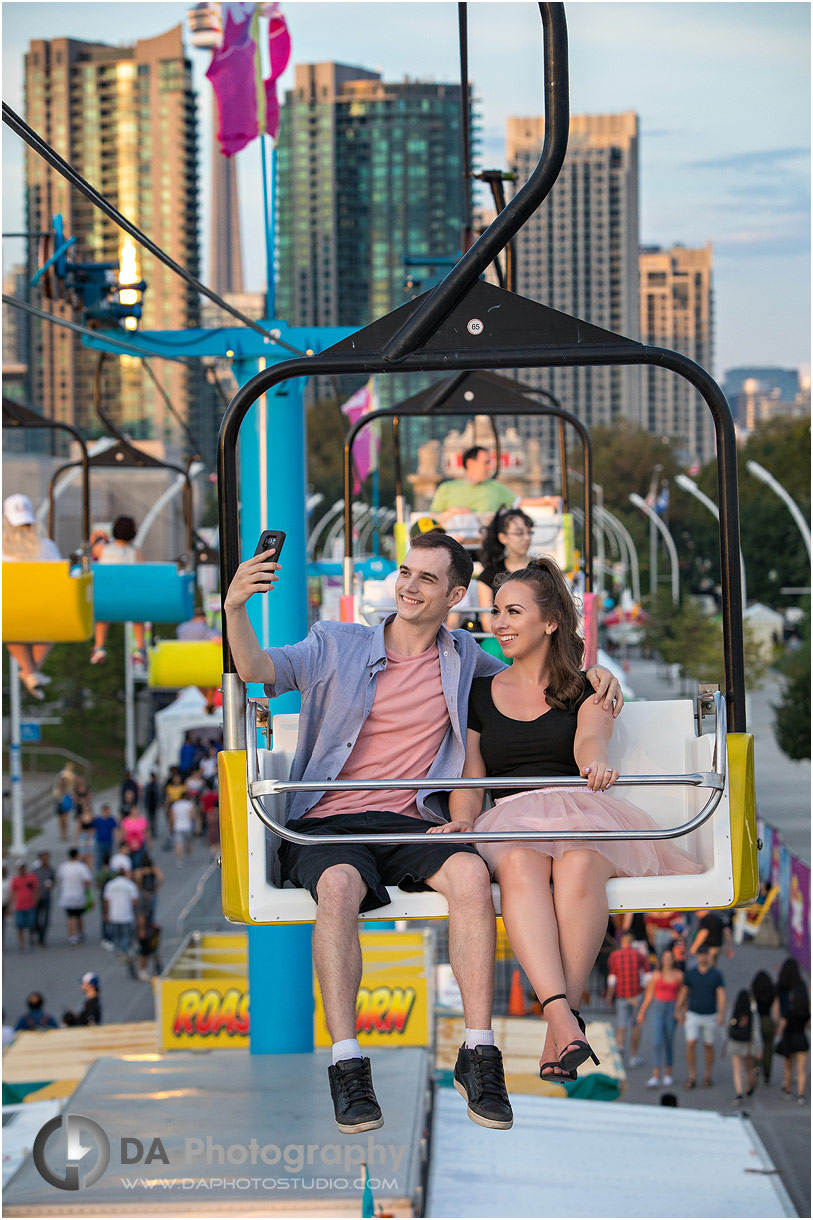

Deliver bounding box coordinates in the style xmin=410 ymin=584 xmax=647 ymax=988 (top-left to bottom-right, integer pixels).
xmin=508 ymin=968 xmax=527 ymax=1017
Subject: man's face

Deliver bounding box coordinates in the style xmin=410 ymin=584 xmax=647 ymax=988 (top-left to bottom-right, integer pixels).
xmin=395 ymin=546 xmax=465 ymax=629
xmin=464 ymin=449 xmax=493 ymax=484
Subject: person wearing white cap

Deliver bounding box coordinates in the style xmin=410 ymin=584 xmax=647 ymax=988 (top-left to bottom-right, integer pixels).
xmin=2 ymin=494 xmax=62 ymax=699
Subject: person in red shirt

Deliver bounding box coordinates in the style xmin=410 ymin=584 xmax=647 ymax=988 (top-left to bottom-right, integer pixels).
xmin=11 ymin=861 xmax=39 ymax=952
xmin=606 ymin=929 xmax=649 ymax=1065
xmin=200 ymin=782 xmax=220 ymax=857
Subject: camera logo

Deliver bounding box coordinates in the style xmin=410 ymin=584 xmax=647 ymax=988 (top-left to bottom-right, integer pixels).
xmin=33 ymin=1113 xmax=110 ymax=1191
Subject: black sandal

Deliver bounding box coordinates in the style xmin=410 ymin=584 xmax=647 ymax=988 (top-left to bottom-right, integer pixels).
xmin=539 ymin=994 xmax=601 ymax=1076
xmin=539 ymin=1060 xmax=577 ymax=1082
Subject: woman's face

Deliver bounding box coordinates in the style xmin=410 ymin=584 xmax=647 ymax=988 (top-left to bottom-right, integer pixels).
xmin=491 ymin=579 xmax=557 ymax=661
xmin=498 ymin=517 xmax=532 ymax=560
xmin=661 ymin=950 xmax=674 ymax=971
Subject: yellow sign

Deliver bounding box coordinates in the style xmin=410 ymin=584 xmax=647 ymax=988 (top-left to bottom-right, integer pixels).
xmin=314 ymin=931 xmax=431 ymax=1048
xmin=159 ymin=977 xmax=250 ymax=1050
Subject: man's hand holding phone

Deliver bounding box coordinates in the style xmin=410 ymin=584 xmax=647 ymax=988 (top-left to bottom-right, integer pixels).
xmin=223 ymin=531 xmax=285 ymax=611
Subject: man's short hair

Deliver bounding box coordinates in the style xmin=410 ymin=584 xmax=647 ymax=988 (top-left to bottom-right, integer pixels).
xmin=409 ymin=531 xmax=473 ymax=591
xmin=462 ymin=445 xmax=488 ymax=470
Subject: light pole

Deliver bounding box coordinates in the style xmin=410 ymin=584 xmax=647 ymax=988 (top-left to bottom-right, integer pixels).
xmin=596 ymin=505 xmax=642 ymax=604
xmin=628 ymin=493 xmax=680 ymax=606
xmin=746 ymin=460 xmax=811 ymax=563
xmin=675 ymin=473 xmax=748 ymax=606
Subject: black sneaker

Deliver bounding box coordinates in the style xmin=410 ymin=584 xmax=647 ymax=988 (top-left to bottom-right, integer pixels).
xmin=453 ymin=1044 xmax=513 ymax=1130
xmin=328 ymin=1057 xmax=384 ymax=1134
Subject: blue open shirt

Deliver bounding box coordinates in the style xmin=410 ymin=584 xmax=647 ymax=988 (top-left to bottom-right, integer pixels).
xmin=264 ymin=616 xmax=505 ymax=823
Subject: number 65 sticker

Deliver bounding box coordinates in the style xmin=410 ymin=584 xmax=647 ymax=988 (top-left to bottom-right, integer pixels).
xmin=467 ymin=318 xmax=484 ymax=336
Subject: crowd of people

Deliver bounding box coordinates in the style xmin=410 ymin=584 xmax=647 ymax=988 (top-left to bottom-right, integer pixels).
xmin=2 ymin=737 xmax=221 ymax=1004
xmin=596 ymin=908 xmax=810 ymax=1105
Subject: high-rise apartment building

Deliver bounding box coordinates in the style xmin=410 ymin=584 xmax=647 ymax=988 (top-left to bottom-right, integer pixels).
xmin=506 ymin=112 xmax=641 ymax=474
xmin=24 ymin=27 xmax=201 ymax=444
xmin=639 ymin=243 xmax=714 ymax=465
xmin=276 ymin=63 xmax=468 ymax=406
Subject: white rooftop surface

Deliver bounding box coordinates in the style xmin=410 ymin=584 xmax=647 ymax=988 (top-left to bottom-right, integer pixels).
xmin=426 ymin=1090 xmax=795 ymax=1218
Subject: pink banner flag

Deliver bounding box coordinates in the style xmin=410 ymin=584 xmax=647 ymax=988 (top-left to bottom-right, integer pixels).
xmin=207 ymin=3 xmax=291 ymax=154
xmin=341 ymin=379 xmax=380 ymax=496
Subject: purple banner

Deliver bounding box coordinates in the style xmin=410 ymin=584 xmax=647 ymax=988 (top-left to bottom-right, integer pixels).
xmin=788 ymin=858 xmax=810 ymax=970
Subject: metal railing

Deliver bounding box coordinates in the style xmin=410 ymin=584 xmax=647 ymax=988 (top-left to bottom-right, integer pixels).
xmin=245 ymin=691 xmax=726 ymax=847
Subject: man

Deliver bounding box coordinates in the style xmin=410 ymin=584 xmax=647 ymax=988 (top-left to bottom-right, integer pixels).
xmin=676 ymin=944 xmax=726 ymax=1089
xmin=55 ymin=847 xmax=93 ymax=945
xmin=15 ymin=992 xmax=58 ymax=1032
xmin=63 ymin=973 xmax=102 ymax=1026
xmin=102 ymin=866 xmax=140 ymax=958
xmin=225 ymin=530 xmax=622 ymax=1134
xmin=32 ymin=850 xmax=55 ymax=947
xmin=606 ymin=928 xmax=649 ymax=1065
xmin=690 ymin=909 xmax=733 ymax=964
xmin=92 ymin=803 xmax=119 ymax=872
xmin=430 ymin=446 xmax=517 ymax=523
xmin=11 ymin=861 xmax=39 ymax=952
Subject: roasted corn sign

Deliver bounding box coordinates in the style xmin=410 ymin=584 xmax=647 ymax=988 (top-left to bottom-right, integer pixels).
xmin=160 ymin=931 xmax=431 ymax=1050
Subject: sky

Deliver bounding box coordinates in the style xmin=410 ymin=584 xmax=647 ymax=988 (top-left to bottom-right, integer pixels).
xmin=2 ymin=1 xmax=810 ymax=380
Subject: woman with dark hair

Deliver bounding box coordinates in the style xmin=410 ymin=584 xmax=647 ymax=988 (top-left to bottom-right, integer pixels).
xmin=91 ymin=515 xmax=146 ymax=666
xmin=774 ymin=957 xmax=810 ymax=1102
xmin=727 ymin=988 xmax=762 ymax=1102
xmin=751 ymin=969 xmax=778 ymax=1084
xmin=430 ymin=556 xmax=699 ymax=1081
xmin=477 ymin=509 xmax=535 ymax=631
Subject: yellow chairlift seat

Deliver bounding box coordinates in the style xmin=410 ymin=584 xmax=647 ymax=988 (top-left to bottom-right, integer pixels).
xmin=147 ymin=639 xmax=222 ymax=688
xmin=2 ymin=561 xmax=93 ymax=643
xmin=218 ymin=699 xmax=757 ymax=925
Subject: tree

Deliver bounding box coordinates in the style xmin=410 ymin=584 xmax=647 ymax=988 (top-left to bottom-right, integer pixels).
xmin=643 ymin=593 xmax=768 ymax=692
xmin=772 ymin=617 xmax=811 ymax=760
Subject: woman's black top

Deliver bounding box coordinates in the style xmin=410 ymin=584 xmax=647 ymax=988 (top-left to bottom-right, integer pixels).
xmin=468 ymin=672 xmax=593 ymax=799
xmin=477 ymin=559 xmax=507 ymax=592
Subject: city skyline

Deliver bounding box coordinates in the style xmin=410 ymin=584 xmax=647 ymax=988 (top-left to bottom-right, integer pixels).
xmin=2 ymin=2 xmax=810 ymax=381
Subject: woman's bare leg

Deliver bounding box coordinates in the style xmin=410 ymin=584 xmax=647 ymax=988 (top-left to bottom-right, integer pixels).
xmin=495 ymin=848 xmax=582 ymax=1072
xmin=550 ymin=850 xmax=615 ymax=1035
xmin=795 ymin=1051 xmax=808 ymax=1099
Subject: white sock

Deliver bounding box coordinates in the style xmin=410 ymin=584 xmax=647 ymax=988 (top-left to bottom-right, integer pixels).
xmin=465 ymin=1028 xmax=494 ymax=1050
xmin=332 ymin=1038 xmax=362 ymax=1066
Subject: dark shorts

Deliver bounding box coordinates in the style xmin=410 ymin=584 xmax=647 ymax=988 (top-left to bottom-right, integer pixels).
xmin=64 ymin=906 xmax=85 ymax=919
xmin=278 ymin=811 xmax=480 ymax=913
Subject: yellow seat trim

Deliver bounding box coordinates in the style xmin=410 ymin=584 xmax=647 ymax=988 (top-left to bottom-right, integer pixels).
xmin=147 ymin=639 xmax=222 ymax=688
xmin=727 ymin=733 xmax=759 ymax=907
xmin=2 ymin=562 xmax=93 ymax=643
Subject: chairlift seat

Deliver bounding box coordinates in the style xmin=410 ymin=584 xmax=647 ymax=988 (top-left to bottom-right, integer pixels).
xmin=218 ymin=701 xmax=757 ymax=925
xmin=148 ymin=639 xmax=222 ymax=688
xmin=2 ymin=562 xmax=93 ymax=643
xmin=92 ymin=563 xmax=195 ymax=623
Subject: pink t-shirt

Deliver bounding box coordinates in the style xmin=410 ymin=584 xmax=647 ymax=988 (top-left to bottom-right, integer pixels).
xmin=305 ymin=643 xmax=449 ymax=820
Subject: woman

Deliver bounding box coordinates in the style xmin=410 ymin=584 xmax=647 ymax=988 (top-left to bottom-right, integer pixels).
xmin=52 ymin=762 xmax=77 ymax=841
xmin=120 ymin=805 xmax=150 ymax=870
xmin=2 ymin=493 xmax=61 ymax=698
xmin=751 ymin=969 xmax=778 ymax=1084
xmin=430 ymin=557 xmax=700 ymax=1080
xmin=477 ymin=508 xmax=535 ymax=631
xmin=91 ymin=515 xmax=146 ymax=666
xmin=75 ymin=805 xmax=96 ymax=869
xmin=727 ymin=987 xmax=762 ymax=1102
xmin=637 ymin=948 xmax=683 ymax=1088
xmin=774 ymin=957 xmax=810 ymax=1103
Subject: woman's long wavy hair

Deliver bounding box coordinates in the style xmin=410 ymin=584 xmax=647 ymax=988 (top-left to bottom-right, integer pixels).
xmin=2 ymin=520 xmax=43 ymax=560
xmin=479 ymin=508 xmax=534 ymax=568
xmin=494 ymin=556 xmax=585 ymax=709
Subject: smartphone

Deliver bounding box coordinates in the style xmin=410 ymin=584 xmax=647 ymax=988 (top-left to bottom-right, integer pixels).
xmin=254 ymin=530 xmax=286 ymax=562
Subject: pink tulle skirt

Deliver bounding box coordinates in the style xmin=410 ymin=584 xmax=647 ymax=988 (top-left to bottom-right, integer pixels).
xmin=475 ymin=787 xmax=703 ymax=878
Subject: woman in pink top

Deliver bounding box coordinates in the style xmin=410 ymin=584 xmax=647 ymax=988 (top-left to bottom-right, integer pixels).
xmin=637 ymin=948 xmax=683 ymax=1088
xmin=120 ymin=808 xmax=150 ymax=870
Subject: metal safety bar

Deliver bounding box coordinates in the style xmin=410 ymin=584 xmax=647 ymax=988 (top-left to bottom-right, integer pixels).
xmin=244 ymin=692 xmax=726 ymax=847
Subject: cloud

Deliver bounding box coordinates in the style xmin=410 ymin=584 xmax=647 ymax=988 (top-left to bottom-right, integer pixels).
xmin=690 ymin=147 xmax=810 ymax=172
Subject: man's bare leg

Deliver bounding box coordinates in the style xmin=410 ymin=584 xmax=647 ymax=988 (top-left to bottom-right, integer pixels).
xmin=312 ymin=864 xmax=367 ymax=1041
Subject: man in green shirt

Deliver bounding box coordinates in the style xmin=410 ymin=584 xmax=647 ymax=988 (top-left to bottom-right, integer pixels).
xmin=430 ymin=446 xmax=517 ymax=521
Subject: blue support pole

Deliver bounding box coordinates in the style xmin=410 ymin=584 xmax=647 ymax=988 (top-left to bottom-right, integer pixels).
xmin=260 ymin=136 xmax=276 ymax=321
xmin=232 ymin=356 xmax=314 ymax=1054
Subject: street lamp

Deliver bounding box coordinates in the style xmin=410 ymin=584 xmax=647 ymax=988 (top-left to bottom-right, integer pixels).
xmin=746 ymin=460 xmax=811 ymax=563
xmin=675 ymin=473 xmax=748 ymax=606
xmin=628 ymin=493 xmax=680 ymax=606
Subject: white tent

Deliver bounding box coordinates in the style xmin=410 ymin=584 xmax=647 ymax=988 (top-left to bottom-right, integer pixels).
xmin=136 ymin=686 xmax=221 ymax=783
